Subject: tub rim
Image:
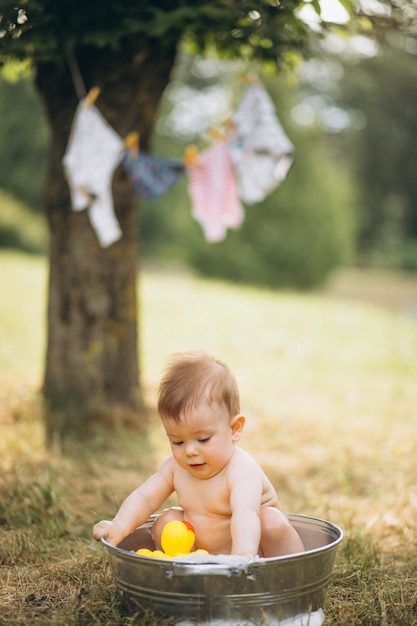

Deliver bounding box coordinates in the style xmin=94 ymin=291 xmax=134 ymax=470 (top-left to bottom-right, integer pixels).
xmin=101 ymin=512 xmax=343 ymax=568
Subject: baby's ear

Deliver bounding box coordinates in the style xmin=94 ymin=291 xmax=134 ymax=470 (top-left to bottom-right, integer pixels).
xmin=231 ymin=414 xmax=245 ymax=442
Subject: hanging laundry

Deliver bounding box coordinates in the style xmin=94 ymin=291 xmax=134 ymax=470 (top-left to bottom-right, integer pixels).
xmin=121 ymin=150 xmax=184 ymax=200
xmin=63 ymin=96 xmax=123 ymax=247
xmin=228 ymin=83 xmax=294 ymax=205
xmin=185 ymin=141 xmax=244 ymax=243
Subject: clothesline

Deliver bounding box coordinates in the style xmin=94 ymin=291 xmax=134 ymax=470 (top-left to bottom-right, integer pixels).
xmin=62 ymin=81 xmax=294 ymax=247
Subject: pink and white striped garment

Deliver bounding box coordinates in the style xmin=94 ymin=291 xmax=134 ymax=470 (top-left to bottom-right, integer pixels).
xmin=185 ymin=141 xmax=244 ymax=243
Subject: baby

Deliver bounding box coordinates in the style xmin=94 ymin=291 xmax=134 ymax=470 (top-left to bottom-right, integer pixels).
xmin=93 ymin=352 xmax=304 ymax=557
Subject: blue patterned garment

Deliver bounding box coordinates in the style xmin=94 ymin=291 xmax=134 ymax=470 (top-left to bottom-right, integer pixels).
xmin=122 ymin=150 xmax=185 ymax=199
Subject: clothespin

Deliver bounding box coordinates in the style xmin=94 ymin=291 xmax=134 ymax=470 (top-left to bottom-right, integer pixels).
xmin=221 ymin=117 xmax=238 ymax=140
xmin=82 ymin=86 xmax=101 ymax=109
xmin=183 ymin=145 xmax=199 ymax=167
xmin=207 ymin=127 xmax=226 ymax=142
xmin=123 ymin=132 xmax=140 ymax=157
xmin=237 ymin=73 xmax=258 ymax=85
xmin=222 ymin=117 xmax=236 ymax=133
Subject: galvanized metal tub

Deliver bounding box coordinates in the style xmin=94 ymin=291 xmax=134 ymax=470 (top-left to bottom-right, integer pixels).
xmin=103 ymin=513 xmax=343 ymax=625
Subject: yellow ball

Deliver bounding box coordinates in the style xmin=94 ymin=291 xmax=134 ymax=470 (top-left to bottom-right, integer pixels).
xmin=151 ymin=549 xmax=170 ymax=559
xmin=161 ymin=520 xmax=196 ymax=557
xmin=136 ymin=548 xmax=153 ymax=557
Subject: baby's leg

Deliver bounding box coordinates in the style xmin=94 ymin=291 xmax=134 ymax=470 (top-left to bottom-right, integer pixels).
xmin=151 ymin=507 xmax=184 ymax=550
xmin=260 ymin=507 xmax=304 ymax=557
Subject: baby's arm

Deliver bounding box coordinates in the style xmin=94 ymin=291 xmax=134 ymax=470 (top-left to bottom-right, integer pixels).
xmin=228 ymin=458 xmax=264 ymax=555
xmin=93 ymin=458 xmax=175 ymax=546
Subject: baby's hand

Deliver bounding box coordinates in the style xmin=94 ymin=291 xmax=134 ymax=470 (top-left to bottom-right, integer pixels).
xmin=93 ymin=520 xmax=126 ymax=546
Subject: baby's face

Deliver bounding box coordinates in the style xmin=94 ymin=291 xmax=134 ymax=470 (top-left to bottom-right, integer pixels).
xmin=162 ymin=403 xmax=237 ymax=479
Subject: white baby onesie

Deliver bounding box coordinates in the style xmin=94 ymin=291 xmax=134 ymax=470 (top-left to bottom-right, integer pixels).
xmin=63 ymin=99 xmax=123 ymax=247
xmin=228 ymin=83 xmax=294 ymax=204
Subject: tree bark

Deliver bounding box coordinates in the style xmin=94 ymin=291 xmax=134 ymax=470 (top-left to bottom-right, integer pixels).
xmin=35 ymin=39 xmax=177 ymax=441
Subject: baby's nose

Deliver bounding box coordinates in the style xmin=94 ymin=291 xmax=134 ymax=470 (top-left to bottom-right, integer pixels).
xmin=185 ymin=441 xmax=199 ymax=456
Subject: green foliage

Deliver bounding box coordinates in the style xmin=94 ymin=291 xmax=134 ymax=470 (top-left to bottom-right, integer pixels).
xmin=0 ymin=188 xmax=47 ymax=253
xmin=371 ymin=238 xmax=417 ymax=273
xmin=393 ymin=239 xmax=417 ymax=272
xmin=0 ymin=1 xmax=321 ymax=67
xmin=1 ymin=1 xmax=415 ymax=285
xmin=325 ymin=35 xmax=417 ymax=252
xmin=0 ymin=73 xmax=49 ymax=210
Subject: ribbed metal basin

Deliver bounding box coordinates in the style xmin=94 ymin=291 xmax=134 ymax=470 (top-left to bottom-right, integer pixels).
xmin=103 ymin=513 xmax=343 ymax=625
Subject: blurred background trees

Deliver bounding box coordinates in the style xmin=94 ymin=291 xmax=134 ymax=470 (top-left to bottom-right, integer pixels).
xmin=0 ymin=63 xmax=48 ymax=211
xmin=1 ymin=1 xmax=417 ymax=439
xmin=1 ymin=28 xmax=417 ymax=287
xmin=336 ymin=34 xmax=417 ymax=268
xmin=5 ymin=0 xmax=364 ymax=437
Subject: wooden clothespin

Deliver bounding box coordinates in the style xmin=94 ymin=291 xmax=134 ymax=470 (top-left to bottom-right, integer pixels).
xmin=221 ymin=117 xmax=238 ymax=140
xmin=183 ymin=145 xmax=199 ymax=167
xmin=237 ymin=73 xmax=258 ymax=85
xmin=123 ymin=132 xmax=140 ymax=157
xmin=207 ymin=127 xmax=226 ymax=142
xmin=82 ymin=86 xmax=101 ymax=109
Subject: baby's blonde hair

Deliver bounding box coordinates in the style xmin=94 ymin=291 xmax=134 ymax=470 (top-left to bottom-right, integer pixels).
xmin=157 ymin=352 xmax=240 ymax=422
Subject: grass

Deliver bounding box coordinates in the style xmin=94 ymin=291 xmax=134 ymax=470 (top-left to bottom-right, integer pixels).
xmin=1 ymin=250 xmax=417 ymax=625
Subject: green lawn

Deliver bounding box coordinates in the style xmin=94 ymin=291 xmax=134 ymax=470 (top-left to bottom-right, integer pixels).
xmin=1 ymin=251 xmax=417 ymax=625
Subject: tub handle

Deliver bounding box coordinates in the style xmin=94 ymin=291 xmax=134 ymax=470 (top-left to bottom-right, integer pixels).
xmin=166 ymin=563 xmax=255 ymax=579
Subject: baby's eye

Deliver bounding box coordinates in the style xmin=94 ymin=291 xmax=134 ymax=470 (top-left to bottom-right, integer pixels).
xmin=198 ymin=437 xmax=211 ymax=443
xmin=171 ymin=441 xmax=183 ymax=446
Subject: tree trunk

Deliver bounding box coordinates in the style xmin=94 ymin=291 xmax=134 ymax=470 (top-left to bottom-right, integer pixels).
xmin=35 ymin=39 xmax=177 ymax=442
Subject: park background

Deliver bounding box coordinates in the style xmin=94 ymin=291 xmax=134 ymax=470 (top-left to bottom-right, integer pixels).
xmin=2 ymin=31 xmax=417 ymax=285
xmin=1 ymin=3 xmax=417 ymax=625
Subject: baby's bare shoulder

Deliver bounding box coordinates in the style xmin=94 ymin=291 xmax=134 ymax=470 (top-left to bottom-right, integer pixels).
xmin=229 ymin=448 xmax=278 ymax=504
xmin=230 ymin=447 xmax=263 ymax=471
xmin=158 ymin=456 xmax=176 ymax=482
xmin=226 ymin=447 xmax=265 ymax=483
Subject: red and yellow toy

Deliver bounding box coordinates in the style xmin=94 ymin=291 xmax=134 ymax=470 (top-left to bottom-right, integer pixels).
xmin=136 ymin=520 xmax=208 ymax=559
xmin=161 ymin=520 xmax=196 ymax=557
